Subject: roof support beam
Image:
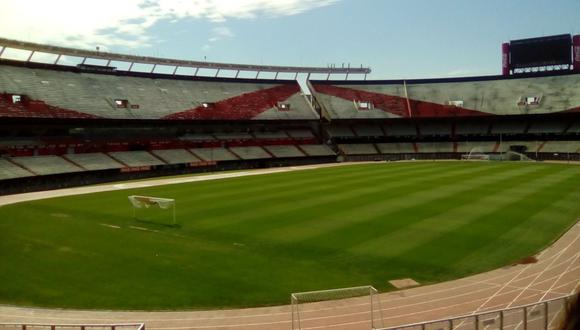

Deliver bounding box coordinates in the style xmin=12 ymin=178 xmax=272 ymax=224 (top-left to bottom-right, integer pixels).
xmin=0 ymin=37 xmax=371 ymax=80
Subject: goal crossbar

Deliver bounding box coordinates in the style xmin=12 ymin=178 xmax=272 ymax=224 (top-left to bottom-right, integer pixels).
xmin=291 ymin=285 xmax=383 ymax=329
xmin=128 ymin=195 xmax=176 ymax=225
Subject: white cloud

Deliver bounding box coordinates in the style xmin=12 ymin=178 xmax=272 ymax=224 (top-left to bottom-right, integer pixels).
xmin=0 ymin=0 xmax=339 ymax=50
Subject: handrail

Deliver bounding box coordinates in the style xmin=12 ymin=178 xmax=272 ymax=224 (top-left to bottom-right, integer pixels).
xmin=378 ymin=293 xmax=576 ymax=330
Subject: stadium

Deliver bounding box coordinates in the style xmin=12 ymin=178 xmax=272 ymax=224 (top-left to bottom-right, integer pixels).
xmin=0 ymin=22 xmax=580 ymax=330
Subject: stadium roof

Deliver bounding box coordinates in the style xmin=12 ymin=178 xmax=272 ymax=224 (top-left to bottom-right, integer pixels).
xmin=0 ymin=37 xmax=371 ymax=80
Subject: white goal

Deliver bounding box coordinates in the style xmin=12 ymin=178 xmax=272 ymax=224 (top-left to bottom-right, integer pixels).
xmin=291 ymin=285 xmax=383 ymax=330
xmin=128 ymin=195 xmax=176 ymax=225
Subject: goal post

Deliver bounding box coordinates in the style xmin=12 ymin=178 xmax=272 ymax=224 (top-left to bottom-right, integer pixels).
xmin=291 ymin=285 xmax=383 ymax=330
xmin=128 ymin=195 xmax=176 ymax=225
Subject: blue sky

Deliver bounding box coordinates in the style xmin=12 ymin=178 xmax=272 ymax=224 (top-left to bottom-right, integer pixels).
xmin=1 ymin=0 xmax=579 ymax=79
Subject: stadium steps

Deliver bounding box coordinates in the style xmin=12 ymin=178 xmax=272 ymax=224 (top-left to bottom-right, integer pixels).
xmin=264 ymin=145 xmax=306 ymax=158
xmin=189 ymin=148 xmax=240 ymax=162
xmin=150 ymin=149 xmax=201 ymax=165
xmin=10 ymin=155 xmax=84 ymax=175
xmin=0 ymin=158 xmax=36 ymax=180
xmin=228 ymin=146 xmax=272 ymax=160
xmin=63 ymin=153 xmax=125 ymax=171
xmin=107 ymin=151 xmax=166 ymax=167
xmin=298 ymin=144 xmax=336 ymax=157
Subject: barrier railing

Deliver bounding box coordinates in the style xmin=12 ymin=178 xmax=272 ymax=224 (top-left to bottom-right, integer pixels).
xmin=378 ymin=293 xmax=576 ymax=330
xmin=0 ymin=323 xmax=145 ymax=330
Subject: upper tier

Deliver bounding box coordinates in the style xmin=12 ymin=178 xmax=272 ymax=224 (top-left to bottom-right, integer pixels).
xmin=310 ymin=73 xmax=580 ymax=119
xmin=0 ymin=61 xmax=318 ymax=121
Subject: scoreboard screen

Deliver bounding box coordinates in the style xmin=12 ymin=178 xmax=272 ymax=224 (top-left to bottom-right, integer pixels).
xmin=510 ymin=34 xmax=572 ymax=69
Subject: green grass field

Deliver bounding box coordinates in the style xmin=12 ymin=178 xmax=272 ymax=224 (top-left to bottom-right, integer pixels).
xmin=1 ymin=162 xmax=580 ymax=310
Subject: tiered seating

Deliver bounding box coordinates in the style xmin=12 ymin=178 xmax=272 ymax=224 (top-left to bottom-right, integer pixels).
xmin=375 ymin=143 xmax=416 ymax=154
xmin=214 ymin=132 xmax=253 ymax=140
xmin=229 ymin=146 xmax=272 ymax=160
xmin=383 ymin=123 xmax=417 ymax=136
xmin=455 ymin=122 xmax=490 ymax=135
xmin=310 ymin=74 xmax=580 ymax=119
xmin=286 ymin=129 xmax=315 ymax=139
xmin=327 ymin=125 xmax=355 ymax=138
xmin=418 ymin=123 xmax=451 ymax=136
xmin=107 ymin=151 xmax=165 ymax=167
xmin=351 ymin=125 xmax=384 ymax=137
xmin=190 ymin=148 xmax=239 ymax=161
xmin=151 ymin=149 xmax=200 ymax=164
xmin=0 ymin=93 xmax=99 ymax=119
xmin=541 ymin=141 xmax=580 ymax=153
xmin=0 ymin=158 xmax=35 ymax=180
xmin=491 ymin=122 xmax=526 ymax=134
xmin=11 ymin=155 xmax=83 ymax=175
xmin=567 ymin=121 xmax=580 ymax=133
xmin=338 ymin=144 xmax=378 ymax=155
xmin=527 ymin=121 xmax=568 ymax=134
xmin=496 ymin=141 xmax=540 ymax=153
xmin=299 ymin=145 xmax=336 ymax=156
xmin=264 ymin=145 xmax=305 ymax=158
xmin=63 ymin=153 xmax=124 ymax=171
xmin=253 ymin=131 xmax=288 ymax=139
xmin=455 ymin=142 xmax=497 ymax=153
xmin=416 ymin=142 xmax=454 ymax=153
xmin=0 ymin=64 xmax=318 ymax=120
xmin=180 ymin=133 xmax=216 ymax=141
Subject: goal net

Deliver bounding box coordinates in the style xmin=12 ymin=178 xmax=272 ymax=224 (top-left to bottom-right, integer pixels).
xmin=462 ymin=147 xmax=490 ymax=161
xmin=128 ymin=195 xmax=176 ymax=226
xmin=291 ymin=285 xmax=383 ymax=330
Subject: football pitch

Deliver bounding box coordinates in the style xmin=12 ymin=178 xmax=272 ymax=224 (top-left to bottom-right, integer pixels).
xmin=1 ymin=162 xmax=579 ymax=310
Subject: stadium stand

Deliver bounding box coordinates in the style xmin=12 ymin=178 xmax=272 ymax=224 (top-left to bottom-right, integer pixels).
xmin=418 ymin=122 xmax=451 ymax=136
xmin=383 ymin=123 xmax=418 ymax=136
xmin=456 ymin=141 xmax=498 ymax=153
xmin=491 ymin=121 xmax=527 ymax=134
xmin=264 ymin=145 xmax=305 ymax=158
xmin=253 ymin=130 xmax=289 ymax=140
xmin=338 ymin=144 xmax=378 ymax=155
xmin=351 ymin=124 xmax=384 ymax=137
xmin=375 ymin=143 xmax=416 ymax=154
xmin=107 ymin=151 xmax=166 ymax=167
xmin=496 ymin=141 xmax=541 ymax=153
xmin=286 ymin=129 xmax=315 ymax=139
xmin=0 ymin=158 xmax=35 ymax=179
xmin=179 ymin=133 xmax=216 ymax=142
xmin=310 ymin=73 xmax=580 ymax=119
xmin=10 ymin=155 xmax=83 ymax=175
xmin=63 ymin=153 xmax=124 ymax=171
xmin=213 ymin=132 xmax=254 ymax=140
xmin=229 ymin=146 xmax=272 ymax=160
xmin=527 ymin=121 xmax=568 ymax=134
xmin=151 ymin=149 xmax=201 ymax=164
xmin=455 ymin=122 xmax=490 ymax=135
xmin=541 ymin=141 xmax=580 ymax=153
xmin=327 ymin=125 xmax=356 ymax=138
xmin=298 ymin=145 xmax=337 ymax=157
xmin=0 ymin=62 xmax=318 ymax=120
xmin=567 ymin=121 xmax=580 ymax=133
xmin=416 ymin=142 xmax=454 ymax=153
xmin=190 ymin=147 xmax=239 ymax=161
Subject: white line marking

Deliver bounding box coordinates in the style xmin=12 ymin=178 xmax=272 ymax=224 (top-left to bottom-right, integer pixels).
xmin=99 ymin=223 xmax=121 ymax=229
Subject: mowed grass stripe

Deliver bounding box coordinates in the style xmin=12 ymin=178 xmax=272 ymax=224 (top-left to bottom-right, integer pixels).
xmin=350 ymin=164 xmax=578 ymax=258
xmin=193 ymin=162 xmax=491 ymax=233
xmin=408 ymin=166 xmax=580 ymax=278
xmin=283 ymin=163 xmax=543 ymax=246
xmin=0 ymin=162 xmax=579 ymax=310
xmin=46 ymin=163 xmax=438 ymax=226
